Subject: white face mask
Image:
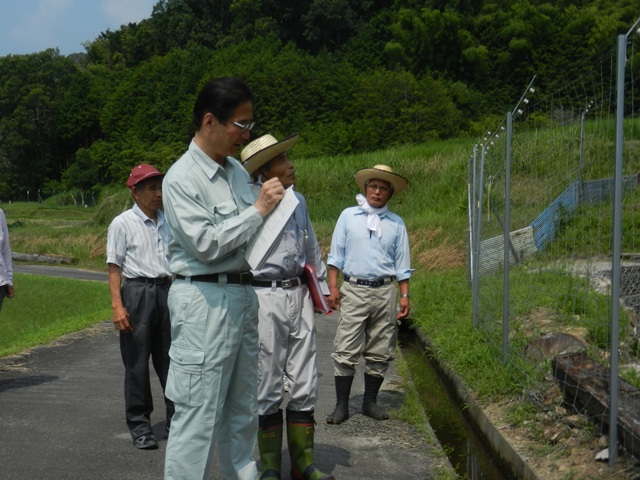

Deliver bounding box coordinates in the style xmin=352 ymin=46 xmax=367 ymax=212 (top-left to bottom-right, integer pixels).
xmin=356 ymin=194 xmax=387 ymax=238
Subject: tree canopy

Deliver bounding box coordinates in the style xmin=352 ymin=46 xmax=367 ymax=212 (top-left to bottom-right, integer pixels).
xmin=0 ymin=0 xmax=638 ymax=200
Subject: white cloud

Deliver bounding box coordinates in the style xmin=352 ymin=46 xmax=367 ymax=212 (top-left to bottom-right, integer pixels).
xmin=8 ymin=0 xmax=72 ymax=49
xmin=0 ymin=0 xmax=156 ymax=56
xmin=101 ymin=0 xmax=154 ymax=26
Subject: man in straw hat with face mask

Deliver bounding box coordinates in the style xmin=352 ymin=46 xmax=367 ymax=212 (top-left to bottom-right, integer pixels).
xmin=241 ymin=133 xmax=335 ymax=480
xmin=325 ymin=165 xmax=413 ymax=425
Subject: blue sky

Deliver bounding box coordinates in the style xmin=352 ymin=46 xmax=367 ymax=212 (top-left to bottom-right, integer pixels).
xmin=0 ymin=0 xmax=155 ymax=57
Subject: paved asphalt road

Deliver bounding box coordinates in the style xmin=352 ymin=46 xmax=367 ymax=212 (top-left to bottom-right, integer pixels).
xmin=1 ymin=265 xmax=453 ymax=479
xmin=13 ymin=264 xmax=109 ymax=282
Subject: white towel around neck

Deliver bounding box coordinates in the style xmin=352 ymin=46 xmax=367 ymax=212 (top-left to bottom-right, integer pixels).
xmin=356 ymin=193 xmax=387 ymax=238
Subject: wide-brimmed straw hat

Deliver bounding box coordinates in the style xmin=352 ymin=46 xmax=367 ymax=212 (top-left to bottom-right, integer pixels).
xmin=240 ymin=133 xmax=299 ymax=174
xmin=354 ymin=164 xmax=408 ymax=194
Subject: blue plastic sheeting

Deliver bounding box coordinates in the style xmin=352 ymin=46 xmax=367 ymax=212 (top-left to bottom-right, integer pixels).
xmin=530 ymin=175 xmax=638 ymax=251
xmin=530 ymin=181 xmax=580 ymax=251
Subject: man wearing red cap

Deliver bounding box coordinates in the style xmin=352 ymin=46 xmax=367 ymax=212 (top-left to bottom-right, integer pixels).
xmin=106 ymin=163 xmax=174 ymax=450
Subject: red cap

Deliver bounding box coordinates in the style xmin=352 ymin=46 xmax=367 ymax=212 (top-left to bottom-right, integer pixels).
xmin=126 ymin=164 xmax=164 ymax=189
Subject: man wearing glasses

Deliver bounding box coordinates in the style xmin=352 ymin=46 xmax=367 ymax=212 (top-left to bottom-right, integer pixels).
xmin=325 ymin=165 xmax=413 ymax=425
xmin=161 ymin=77 xmax=285 ymax=480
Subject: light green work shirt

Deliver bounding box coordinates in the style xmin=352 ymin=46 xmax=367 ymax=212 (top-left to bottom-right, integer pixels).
xmin=162 ymin=139 xmax=263 ymax=276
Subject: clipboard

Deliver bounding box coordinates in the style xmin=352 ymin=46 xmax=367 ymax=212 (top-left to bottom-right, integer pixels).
xmin=245 ymin=187 xmax=299 ymax=269
xmin=304 ymin=263 xmax=332 ymax=315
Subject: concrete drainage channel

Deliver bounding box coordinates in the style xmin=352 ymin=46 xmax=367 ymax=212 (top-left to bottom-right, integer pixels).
xmin=398 ymin=326 xmax=538 ymax=480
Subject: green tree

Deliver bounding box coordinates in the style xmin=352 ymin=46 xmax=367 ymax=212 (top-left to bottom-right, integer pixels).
xmin=0 ymin=50 xmax=84 ymax=198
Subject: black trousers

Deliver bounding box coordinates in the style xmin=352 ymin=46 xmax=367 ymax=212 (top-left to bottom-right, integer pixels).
xmin=0 ymin=285 xmax=5 ymax=312
xmin=120 ymin=280 xmax=174 ymax=439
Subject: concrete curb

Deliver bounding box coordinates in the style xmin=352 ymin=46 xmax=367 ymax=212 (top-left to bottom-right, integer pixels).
xmin=412 ymin=326 xmax=540 ymax=480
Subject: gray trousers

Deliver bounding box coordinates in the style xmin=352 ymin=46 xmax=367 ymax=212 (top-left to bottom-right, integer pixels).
xmin=164 ymin=279 xmax=260 ymax=480
xmin=331 ymin=281 xmax=398 ymax=377
xmin=255 ymin=284 xmax=318 ymax=416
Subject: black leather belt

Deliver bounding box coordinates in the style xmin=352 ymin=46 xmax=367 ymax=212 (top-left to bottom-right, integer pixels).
xmin=251 ymin=276 xmax=307 ymax=289
xmin=175 ymin=273 xmax=254 ymax=285
xmin=127 ymin=276 xmax=171 ymax=285
xmin=343 ymin=275 xmax=394 ymax=288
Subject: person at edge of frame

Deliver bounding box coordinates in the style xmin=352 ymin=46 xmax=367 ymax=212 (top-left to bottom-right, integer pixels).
xmin=325 ymin=164 xmax=413 ymax=425
xmin=0 ymin=207 xmax=14 ymax=313
xmin=240 ymin=133 xmax=335 ymax=480
xmin=106 ymin=163 xmax=175 ymax=450
xmin=161 ymin=77 xmax=285 ymax=480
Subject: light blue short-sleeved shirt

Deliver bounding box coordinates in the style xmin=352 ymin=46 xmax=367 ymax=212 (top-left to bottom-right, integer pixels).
xmin=327 ymin=205 xmax=413 ymax=281
xmin=162 ymin=140 xmax=264 ymax=276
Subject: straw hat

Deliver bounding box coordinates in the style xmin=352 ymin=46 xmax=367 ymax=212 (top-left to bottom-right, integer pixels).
xmin=354 ymin=165 xmax=408 ymax=193
xmin=240 ymin=133 xmax=299 ymax=174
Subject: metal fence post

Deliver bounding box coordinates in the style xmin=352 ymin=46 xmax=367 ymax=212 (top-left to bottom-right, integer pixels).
xmin=503 ymin=112 xmax=512 ymax=363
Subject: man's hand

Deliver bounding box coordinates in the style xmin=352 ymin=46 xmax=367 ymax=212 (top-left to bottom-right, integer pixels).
xmin=326 ymin=266 xmax=341 ymax=310
xmin=396 ymin=297 xmax=410 ymax=320
xmin=254 ymin=177 xmax=285 ymax=217
xmin=113 ymin=304 xmax=133 ymax=333
xmin=327 ymin=287 xmax=341 ymax=310
xmin=108 ymin=263 xmax=132 ymax=333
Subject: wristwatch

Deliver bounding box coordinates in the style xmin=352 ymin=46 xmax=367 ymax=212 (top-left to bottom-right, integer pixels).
xmin=400 ymin=293 xmax=410 ymax=299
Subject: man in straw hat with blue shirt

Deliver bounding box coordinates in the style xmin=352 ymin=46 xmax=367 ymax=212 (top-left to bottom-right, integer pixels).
xmin=241 ymin=133 xmax=335 ymax=480
xmin=325 ymin=165 xmax=413 ymax=425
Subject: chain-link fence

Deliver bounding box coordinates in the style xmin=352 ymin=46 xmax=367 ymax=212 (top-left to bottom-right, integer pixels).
xmin=468 ymin=18 xmax=640 ymax=467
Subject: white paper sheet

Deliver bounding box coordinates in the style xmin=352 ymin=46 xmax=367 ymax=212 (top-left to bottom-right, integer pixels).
xmin=245 ymin=187 xmax=299 ymax=269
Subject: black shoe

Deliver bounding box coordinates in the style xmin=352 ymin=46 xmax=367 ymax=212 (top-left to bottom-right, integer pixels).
xmin=164 ymin=425 xmax=170 ymax=439
xmin=133 ymin=433 xmax=158 ymax=450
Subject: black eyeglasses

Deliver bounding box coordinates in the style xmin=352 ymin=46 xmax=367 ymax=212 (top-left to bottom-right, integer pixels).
xmin=232 ymin=120 xmax=255 ymax=131
xmin=366 ymin=183 xmax=390 ymax=193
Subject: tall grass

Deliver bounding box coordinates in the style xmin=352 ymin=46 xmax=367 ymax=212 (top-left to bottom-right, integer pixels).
xmin=294 ymin=137 xmax=472 ymax=267
xmin=2 ymin=188 xmax=132 ymax=271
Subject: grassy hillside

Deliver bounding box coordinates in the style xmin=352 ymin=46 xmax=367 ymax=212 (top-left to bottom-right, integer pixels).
xmin=4 ymin=136 xmax=474 ymax=276
xmin=3 ymin=136 xmax=481 ymax=383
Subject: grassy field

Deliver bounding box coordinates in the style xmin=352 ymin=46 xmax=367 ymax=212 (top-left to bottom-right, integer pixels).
xmin=3 ymin=202 xmax=111 ymax=271
xmin=0 ymin=273 xmax=111 ymax=357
